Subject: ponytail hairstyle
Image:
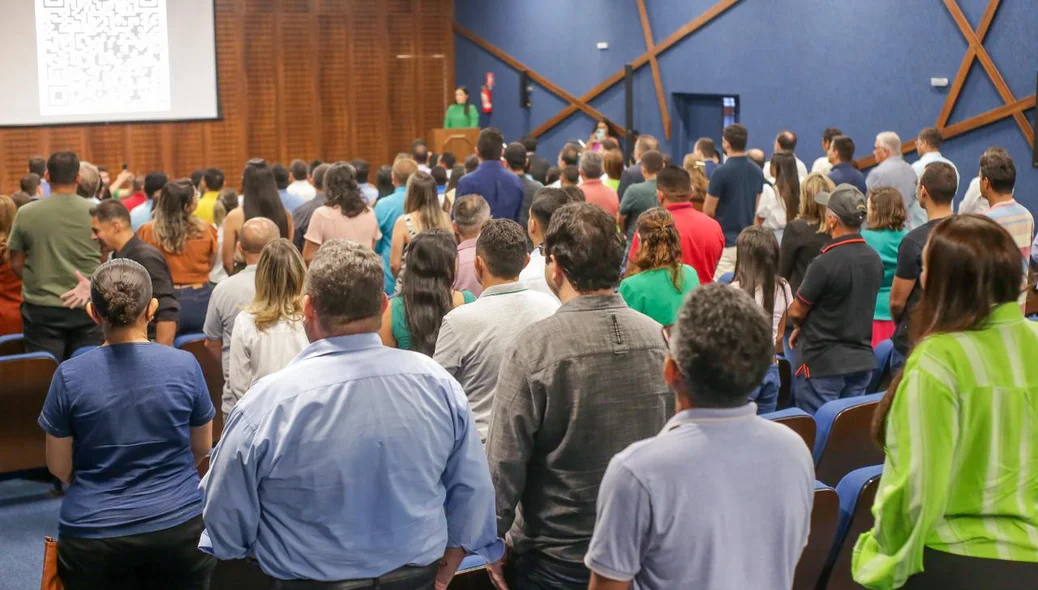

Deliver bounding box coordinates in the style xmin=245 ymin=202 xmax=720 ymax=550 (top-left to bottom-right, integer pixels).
xmin=90 ymin=258 xmax=153 ymax=327
xmin=633 ymin=208 xmax=684 ymax=291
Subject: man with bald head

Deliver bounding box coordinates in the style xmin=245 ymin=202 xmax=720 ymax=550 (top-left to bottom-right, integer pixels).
xmin=204 ymin=217 xmax=281 ymax=418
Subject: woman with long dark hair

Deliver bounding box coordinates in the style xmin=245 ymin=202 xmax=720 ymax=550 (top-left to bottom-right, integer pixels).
xmin=220 ymin=160 xmax=294 ymax=275
xmin=40 ymin=259 xmax=215 ymax=588
xmin=443 ymin=86 xmax=480 ymax=129
xmin=756 ymin=151 xmax=800 ymax=244
xmin=618 ymin=208 xmax=699 ymax=326
xmin=137 ymin=179 xmax=218 ymax=333
xmin=730 ymin=226 xmax=791 ymax=414
xmin=389 ymin=171 xmax=452 ymax=281
xmin=855 ymin=215 xmax=1038 ymax=589
xmin=302 ymin=163 xmax=380 ymax=264
xmin=379 ymin=229 xmax=474 ymax=355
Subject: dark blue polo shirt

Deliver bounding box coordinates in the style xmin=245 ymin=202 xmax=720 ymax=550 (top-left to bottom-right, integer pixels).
xmin=828 ymin=163 xmax=868 ymax=195
xmin=707 ymin=156 xmax=765 ymax=246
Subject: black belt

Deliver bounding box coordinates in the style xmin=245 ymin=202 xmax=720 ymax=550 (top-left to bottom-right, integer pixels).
xmin=271 ymin=563 xmax=438 ymax=590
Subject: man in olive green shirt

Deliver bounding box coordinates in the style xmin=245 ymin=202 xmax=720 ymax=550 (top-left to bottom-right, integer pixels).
xmin=617 ymin=150 xmax=665 ymax=242
xmin=7 ymin=151 xmax=101 ymax=360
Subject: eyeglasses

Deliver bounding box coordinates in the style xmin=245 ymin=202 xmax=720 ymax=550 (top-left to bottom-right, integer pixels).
xmin=661 ymin=324 xmax=674 ymax=347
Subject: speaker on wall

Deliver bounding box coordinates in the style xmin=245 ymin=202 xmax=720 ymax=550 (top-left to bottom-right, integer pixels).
xmin=520 ymin=70 xmax=532 ymax=109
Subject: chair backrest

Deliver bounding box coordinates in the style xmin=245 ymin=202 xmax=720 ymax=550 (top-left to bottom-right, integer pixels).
xmin=0 ymin=333 xmax=26 ymax=357
xmin=814 ymin=393 xmax=884 ymax=486
xmin=175 ymin=333 xmax=225 ymax=442
xmin=824 ymin=465 xmax=883 ymax=590
xmin=763 ymin=407 xmax=817 ymax=451
xmin=792 ymin=482 xmax=840 ymax=590
xmin=867 ymin=339 xmax=893 ymax=393
xmin=0 ymin=352 xmax=58 ymax=474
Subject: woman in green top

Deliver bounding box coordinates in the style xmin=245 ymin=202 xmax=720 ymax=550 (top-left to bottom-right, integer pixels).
xmin=379 ymin=229 xmax=474 ymax=355
xmin=854 ymin=215 xmax=1038 ymax=589
xmin=443 ymin=86 xmax=480 ymax=129
xmin=860 ymin=187 xmax=907 ymax=347
xmin=618 ymin=208 xmax=699 ymax=325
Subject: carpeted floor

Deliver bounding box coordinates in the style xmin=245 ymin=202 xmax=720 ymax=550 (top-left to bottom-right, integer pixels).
xmin=0 ymin=475 xmax=61 ymax=590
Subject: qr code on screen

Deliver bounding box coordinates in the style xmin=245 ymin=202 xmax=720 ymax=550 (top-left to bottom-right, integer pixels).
xmin=35 ymin=0 xmax=171 ymax=117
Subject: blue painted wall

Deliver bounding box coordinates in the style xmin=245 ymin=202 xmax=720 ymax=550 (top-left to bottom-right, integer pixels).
xmin=454 ymin=0 xmax=1037 ymax=212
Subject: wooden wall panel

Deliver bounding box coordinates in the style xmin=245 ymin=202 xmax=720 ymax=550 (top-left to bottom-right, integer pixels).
xmin=0 ymin=0 xmax=452 ymax=192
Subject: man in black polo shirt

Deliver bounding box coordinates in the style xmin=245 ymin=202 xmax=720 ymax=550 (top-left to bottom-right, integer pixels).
xmin=787 ymin=184 xmax=882 ymax=413
xmin=704 ymin=123 xmax=764 ymax=280
xmin=61 ymin=200 xmax=179 ymax=345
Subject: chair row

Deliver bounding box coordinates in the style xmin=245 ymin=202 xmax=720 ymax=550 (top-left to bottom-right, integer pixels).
xmin=764 ymin=394 xmax=885 ymax=486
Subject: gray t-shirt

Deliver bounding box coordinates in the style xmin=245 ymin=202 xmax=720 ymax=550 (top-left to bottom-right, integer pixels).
xmin=433 ymin=283 xmax=560 ymax=440
xmin=585 ymin=404 xmax=814 ymax=589
xmin=202 ymin=265 xmax=257 ymax=414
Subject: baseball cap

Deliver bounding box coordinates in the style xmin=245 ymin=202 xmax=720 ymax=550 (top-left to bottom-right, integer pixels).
xmin=815 ymin=183 xmax=868 ymax=227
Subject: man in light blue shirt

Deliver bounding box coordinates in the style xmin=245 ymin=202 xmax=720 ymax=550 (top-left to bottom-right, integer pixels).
xmin=374 ymin=159 xmax=418 ymax=293
xmin=911 ymin=127 xmax=960 ymax=192
xmin=867 ymin=131 xmax=924 ymax=229
xmin=129 ymin=172 xmax=168 ymax=231
xmin=273 ymin=163 xmax=305 ymax=213
xmin=585 ymin=284 xmax=814 ymax=590
xmin=352 ymin=159 xmax=379 ymax=204
xmin=199 ymin=240 xmax=506 ymax=588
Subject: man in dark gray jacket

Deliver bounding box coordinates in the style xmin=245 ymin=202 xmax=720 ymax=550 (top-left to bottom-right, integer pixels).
xmin=486 ymin=202 xmax=670 ymax=590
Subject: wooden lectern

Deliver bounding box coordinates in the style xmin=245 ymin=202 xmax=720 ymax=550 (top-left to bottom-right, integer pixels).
xmin=430 ymin=128 xmax=480 ymax=158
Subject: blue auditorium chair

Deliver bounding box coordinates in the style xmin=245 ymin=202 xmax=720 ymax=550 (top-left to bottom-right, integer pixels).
xmin=717 ymin=272 xmax=734 ymax=284
xmin=823 ymin=465 xmax=883 ymax=590
xmin=867 ymin=339 xmax=893 ymax=393
xmin=0 ymin=352 xmax=58 ymax=474
xmin=0 ymin=332 xmax=25 ymax=357
xmin=763 ymin=407 xmax=816 ymax=451
xmin=792 ymin=481 xmax=840 ymax=590
xmin=813 ymin=393 xmax=884 ymax=486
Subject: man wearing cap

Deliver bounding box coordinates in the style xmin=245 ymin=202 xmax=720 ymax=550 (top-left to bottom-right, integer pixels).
xmin=786 ymin=184 xmax=883 ymax=413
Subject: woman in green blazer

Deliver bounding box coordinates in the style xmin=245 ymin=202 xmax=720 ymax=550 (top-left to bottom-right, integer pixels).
xmin=444 ymin=86 xmax=480 ymax=128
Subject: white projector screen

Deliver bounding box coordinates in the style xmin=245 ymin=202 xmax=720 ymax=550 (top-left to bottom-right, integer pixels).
xmin=0 ymin=0 xmax=219 ymax=126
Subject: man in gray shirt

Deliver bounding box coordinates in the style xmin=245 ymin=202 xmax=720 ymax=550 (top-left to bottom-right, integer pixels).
xmin=434 ymin=219 xmax=559 ymax=440
xmin=203 ymin=217 xmax=279 ymax=418
xmin=486 ymin=202 xmax=670 ymax=589
xmin=585 ymin=284 xmax=815 ymax=589
xmin=867 ymin=131 xmax=923 ymax=229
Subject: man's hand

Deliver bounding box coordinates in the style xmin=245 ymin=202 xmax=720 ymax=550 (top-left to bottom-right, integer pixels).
xmin=434 ymin=547 xmax=465 ymax=590
xmin=60 ymin=271 xmax=91 ymax=309
xmin=486 ymin=558 xmax=509 ymax=590
xmin=789 ymin=326 xmax=800 ymax=349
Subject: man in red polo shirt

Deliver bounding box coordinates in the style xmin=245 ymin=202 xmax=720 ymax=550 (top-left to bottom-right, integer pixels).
xmin=626 ymin=165 xmax=724 ymax=284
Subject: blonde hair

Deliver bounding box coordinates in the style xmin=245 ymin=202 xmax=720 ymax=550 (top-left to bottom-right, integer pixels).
xmin=246 ymin=238 xmax=306 ymax=331
xmin=799 ymin=173 xmax=835 ymax=233
xmin=0 ymin=195 xmax=15 ymax=261
xmin=682 ymin=154 xmax=709 ymax=202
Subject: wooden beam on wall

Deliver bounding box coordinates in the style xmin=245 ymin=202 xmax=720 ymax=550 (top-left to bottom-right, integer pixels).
xmin=530 ymin=0 xmax=742 ymax=138
xmin=452 ymin=23 xmax=625 ymax=137
xmin=935 ymin=0 xmax=999 ymax=128
xmin=635 ymin=0 xmax=671 ymax=140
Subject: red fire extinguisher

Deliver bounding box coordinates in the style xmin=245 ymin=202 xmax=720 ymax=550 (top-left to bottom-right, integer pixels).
xmin=481 ymin=72 xmax=494 ymax=114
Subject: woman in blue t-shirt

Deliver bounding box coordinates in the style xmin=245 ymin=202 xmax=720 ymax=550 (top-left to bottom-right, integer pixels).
xmin=38 ymin=258 xmax=216 ymax=589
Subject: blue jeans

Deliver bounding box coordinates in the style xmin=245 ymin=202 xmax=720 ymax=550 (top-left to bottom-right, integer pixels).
xmin=889 ymin=345 xmax=907 ymax=376
xmin=794 ymin=370 xmax=873 ymax=414
xmin=749 ymin=364 xmax=780 ymax=414
xmin=510 ymin=552 xmax=590 ymax=590
xmin=174 ymin=284 xmax=213 ymax=335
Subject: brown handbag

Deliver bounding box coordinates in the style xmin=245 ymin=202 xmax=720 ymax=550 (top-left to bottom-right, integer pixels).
xmin=40 ymin=536 xmax=64 ymax=590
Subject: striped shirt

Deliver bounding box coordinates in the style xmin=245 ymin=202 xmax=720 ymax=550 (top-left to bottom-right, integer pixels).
xmin=852 ymin=303 xmax=1038 ymax=589
xmin=984 ymin=199 xmax=1034 ymax=268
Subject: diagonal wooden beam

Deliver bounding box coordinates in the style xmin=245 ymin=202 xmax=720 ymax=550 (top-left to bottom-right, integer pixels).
xmin=935 ymin=0 xmax=999 ymax=128
xmin=941 ymin=0 xmax=1033 ymax=145
xmin=452 ymin=23 xmax=626 ymax=137
xmin=635 ymin=0 xmax=671 ymax=140
xmin=530 ymin=0 xmax=742 ymax=138
xmin=855 ymin=94 xmax=1035 ymax=169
